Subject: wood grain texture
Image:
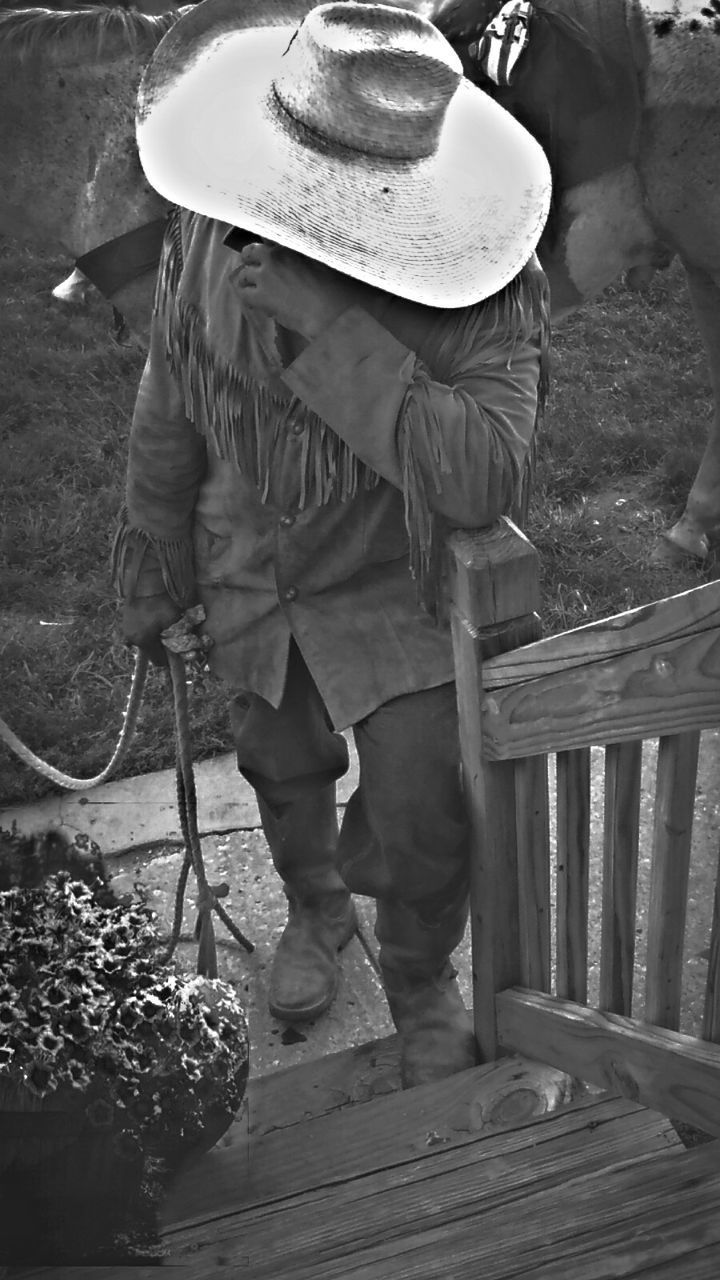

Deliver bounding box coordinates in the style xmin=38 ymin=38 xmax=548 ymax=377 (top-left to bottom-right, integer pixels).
xmin=451 ymin=604 xmax=508 ymax=1061
xmin=281 ymin=1147 xmax=720 ymax=1280
xmin=162 ymin=1055 xmax=592 ymax=1232
xmin=703 ymin=844 xmax=720 ymax=1044
xmin=450 ymin=520 xmax=541 ymax=1061
xmin=497 ymin=988 xmax=720 ymax=1138
xmin=163 ymin=1033 xmax=401 ymax=1229
xmin=447 ymin=519 xmax=541 ymax=632
xmin=556 ymin=748 xmax=591 ymax=1003
xmin=161 ymin=1092 xmax=684 ymax=1276
xmin=482 ymin=577 xmax=720 ymax=688
xmin=515 ymin=754 xmax=551 ymax=991
xmin=481 ymin=626 xmax=720 ymax=759
xmin=247 ymin=1033 xmax=401 ymax=1136
xmin=14 ymin=1271 xmax=188 ymax=1279
xmin=600 ymin=742 xmax=642 ymax=1015
xmin=646 ymin=731 xmax=700 ymax=1029
xmin=468 ymin=756 xmax=523 ymax=1062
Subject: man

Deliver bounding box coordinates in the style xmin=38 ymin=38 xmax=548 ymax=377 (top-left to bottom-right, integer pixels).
xmin=116 ymin=0 xmax=551 ymax=1087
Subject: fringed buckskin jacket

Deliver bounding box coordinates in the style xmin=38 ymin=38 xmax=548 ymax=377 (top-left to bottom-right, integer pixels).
xmin=114 ymin=208 xmax=549 ymax=730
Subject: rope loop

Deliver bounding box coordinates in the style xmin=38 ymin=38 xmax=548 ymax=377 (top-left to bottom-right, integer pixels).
xmin=2 ymin=603 xmax=253 ymax=975
xmin=0 ymin=650 xmax=149 ymax=790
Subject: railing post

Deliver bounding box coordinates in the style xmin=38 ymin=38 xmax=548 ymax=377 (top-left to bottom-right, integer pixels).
xmin=448 ymin=517 xmax=542 ymax=1062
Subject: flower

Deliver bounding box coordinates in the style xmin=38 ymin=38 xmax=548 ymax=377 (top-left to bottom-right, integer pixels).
xmin=44 ymin=982 xmax=68 ymax=1007
xmin=0 ymin=992 xmax=19 ymax=1028
xmin=37 ymin=1029 xmax=63 ymax=1055
xmin=24 ymin=1061 xmax=54 ymax=1096
xmin=0 ymin=834 xmax=249 ymax=1179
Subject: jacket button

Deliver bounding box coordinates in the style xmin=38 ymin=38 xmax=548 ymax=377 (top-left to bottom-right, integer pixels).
xmin=290 ymin=421 xmax=305 ymax=437
xmin=283 ymin=586 xmax=298 ymax=602
xmin=279 ymin=513 xmax=295 ymax=527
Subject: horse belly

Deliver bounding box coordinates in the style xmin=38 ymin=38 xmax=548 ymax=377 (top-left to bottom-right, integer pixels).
xmin=639 ymin=31 xmax=720 ymax=276
xmin=553 ymin=163 xmax=659 ymax=304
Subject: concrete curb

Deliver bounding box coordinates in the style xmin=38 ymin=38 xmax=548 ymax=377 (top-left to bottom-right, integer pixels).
xmin=0 ymin=738 xmax=360 ymax=856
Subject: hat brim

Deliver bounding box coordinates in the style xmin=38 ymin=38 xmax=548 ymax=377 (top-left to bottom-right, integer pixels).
xmin=137 ymin=0 xmax=551 ymax=307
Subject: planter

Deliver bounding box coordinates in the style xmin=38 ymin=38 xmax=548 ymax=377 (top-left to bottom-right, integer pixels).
xmin=0 ymin=827 xmax=249 ymax=1264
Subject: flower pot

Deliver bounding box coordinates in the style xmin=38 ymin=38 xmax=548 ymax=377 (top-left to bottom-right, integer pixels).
xmin=0 ymin=828 xmax=250 ymax=1263
xmin=0 ymin=1074 xmax=147 ymax=1263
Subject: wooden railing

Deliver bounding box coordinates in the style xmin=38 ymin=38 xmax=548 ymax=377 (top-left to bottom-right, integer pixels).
xmin=448 ymin=518 xmax=720 ymax=1137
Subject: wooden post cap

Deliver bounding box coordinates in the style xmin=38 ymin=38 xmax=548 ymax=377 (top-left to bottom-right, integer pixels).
xmin=448 ymin=518 xmax=541 ymax=631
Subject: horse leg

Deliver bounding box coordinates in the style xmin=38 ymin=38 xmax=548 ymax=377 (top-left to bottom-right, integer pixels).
xmin=662 ymin=263 xmax=720 ymax=560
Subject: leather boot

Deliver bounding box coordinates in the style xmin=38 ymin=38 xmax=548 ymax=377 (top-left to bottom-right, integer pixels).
xmin=259 ymin=789 xmax=357 ymax=1022
xmin=376 ymin=897 xmax=476 ymax=1088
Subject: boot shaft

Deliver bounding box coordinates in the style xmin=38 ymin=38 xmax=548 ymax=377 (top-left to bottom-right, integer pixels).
xmin=258 ymin=786 xmax=347 ymax=901
xmin=375 ymin=895 xmax=469 ymax=984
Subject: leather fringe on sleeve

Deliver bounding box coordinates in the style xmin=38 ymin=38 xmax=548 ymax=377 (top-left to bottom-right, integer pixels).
xmin=111 ymin=506 xmax=196 ymax=607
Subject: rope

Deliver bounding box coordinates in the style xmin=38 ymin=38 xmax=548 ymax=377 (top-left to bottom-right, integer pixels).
xmin=0 ymin=650 xmax=149 ymax=791
xmin=159 ymin=616 xmax=254 ymax=976
xmin=2 ymin=601 xmax=253 ymax=976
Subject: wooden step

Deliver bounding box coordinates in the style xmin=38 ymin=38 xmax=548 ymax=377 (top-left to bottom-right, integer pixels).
xmin=157 ymin=1041 xmax=701 ymax=1277
xmin=160 ymin=1105 xmax=718 ymax=1279
xmin=162 ymin=1038 xmax=605 ymax=1227
xmin=16 ymin=1043 xmax=713 ymax=1279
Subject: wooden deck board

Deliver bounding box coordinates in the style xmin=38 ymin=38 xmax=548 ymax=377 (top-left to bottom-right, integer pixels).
xmin=615 ymin=1244 xmax=720 ymax=1280
xmin=163 ymin=1055 xmax=621 ymax=1229
xmin=161 ymin=1063 xmax=689 ymax=1276
xmin=163 ymin=1110 xmax=683 ymax=1273
xmin=198 ymin=1138 xmax=719 ymax=1280
xmin=248 ymin=1031 xmax=402 ymax=1136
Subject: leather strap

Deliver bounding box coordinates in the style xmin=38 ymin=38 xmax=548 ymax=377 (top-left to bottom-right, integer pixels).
xmin=75 ymin=217 xmax=167 ymax=298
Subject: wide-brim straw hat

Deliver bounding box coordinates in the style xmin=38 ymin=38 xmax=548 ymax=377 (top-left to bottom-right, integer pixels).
xmin=137 ymin=0 xmax=552 ymax=307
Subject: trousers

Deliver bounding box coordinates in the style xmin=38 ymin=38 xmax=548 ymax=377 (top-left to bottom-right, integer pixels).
xmin=228 ymin=641 xmax=470 ymax=920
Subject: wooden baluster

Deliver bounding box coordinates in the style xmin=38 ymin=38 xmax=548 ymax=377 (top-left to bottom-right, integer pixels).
xmin=600 ymin=740 xmax=642 ymax=1015
xmin=515 ymin=754 xmax=551 ymax=991
xmin=449 ymin=518 xmax=542 ymax=1062
xmin=556 ymin=747 xmax=591 ymax=1004
xmin=646 ymin=731 xmax=701 ymax=1029
xmin=702 ymin=843 xmax=720 ymax=1043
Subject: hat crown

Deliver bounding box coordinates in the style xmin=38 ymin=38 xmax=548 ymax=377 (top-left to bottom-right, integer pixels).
xmin=272 ymin=2 xmax=463 ymax=160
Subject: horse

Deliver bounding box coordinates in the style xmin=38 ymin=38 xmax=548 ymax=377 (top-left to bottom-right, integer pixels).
xmin=0 ymin=5 xmax=178 ymax=335
xmin=430 ymin=0 xmax=720 ymax=561
xmin=1 ymin=1 xmax=720 ymax=561
xmin=0 ymin=0 xmax=178 ymax=306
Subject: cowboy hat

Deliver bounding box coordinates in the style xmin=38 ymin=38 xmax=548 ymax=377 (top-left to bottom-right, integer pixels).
xmin=136 ymin=0 xmax=551 ymax=307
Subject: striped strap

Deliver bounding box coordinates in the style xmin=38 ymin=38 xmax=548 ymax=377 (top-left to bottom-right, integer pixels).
xmin=469 ymin=0 xmax=533 ymax=86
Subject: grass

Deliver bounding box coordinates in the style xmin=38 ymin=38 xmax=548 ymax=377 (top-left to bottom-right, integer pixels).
xmin=526 ymin=267 xmax=718 ymax=631
xmin=1 ymin=237 xmax=718 ymax=808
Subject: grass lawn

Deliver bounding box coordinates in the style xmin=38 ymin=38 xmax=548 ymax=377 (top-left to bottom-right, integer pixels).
xmin=1 ymin=237 xmax=718 ymax=808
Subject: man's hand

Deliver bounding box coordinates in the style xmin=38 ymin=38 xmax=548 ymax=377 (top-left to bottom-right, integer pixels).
xmin=121 ymin=594 xmax=183 ymax=667
xmin=230 ymin=241 xmax=369 ymax=340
